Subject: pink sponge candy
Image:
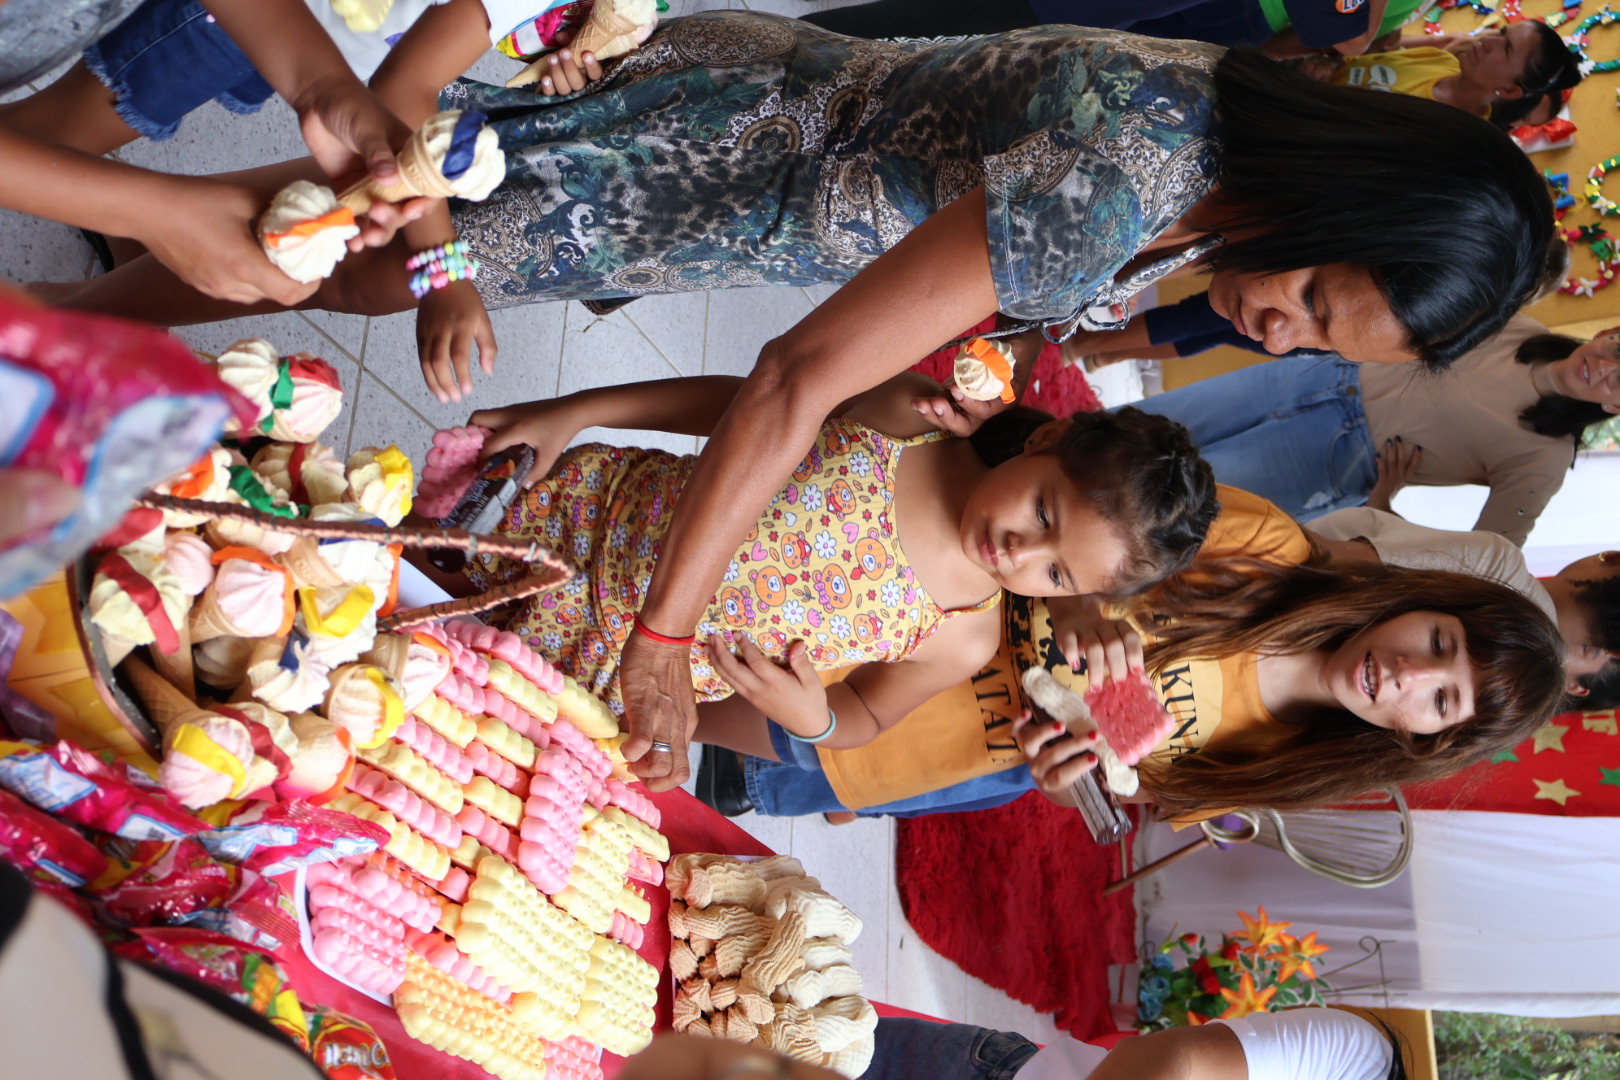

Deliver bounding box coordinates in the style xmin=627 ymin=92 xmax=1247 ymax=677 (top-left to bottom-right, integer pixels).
xmin=484 ymin=690 xmax=549 ymax=746
xmin=394 ymin=716 xmax=475 ymax=784
xmin=347 ymin=764 xmax=462 ymax=848
xmin=606 ymin=779 xmax=661 ymax=830
xmin=548 ymin=719 xmax=611 ymax=781
xmin=435 ymin=672 xmax=486 ymax=715
xmin=627 ymin=847 xmax=663 ymax=887
xmin=1084 ymin=672 xmax=1175 ymax=767
xmin=545 ymin=1037 xmax=605 ymax=1080
xmin=416 ymin=426 xmax=489 ymax=519
xmin=608 ymin=910 xmax=644 ymax=950
xmin=443 ymin=619 xmax=566 ymax=695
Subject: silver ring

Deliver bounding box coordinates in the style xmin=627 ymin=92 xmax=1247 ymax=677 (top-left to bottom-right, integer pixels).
xmin=648 ymin=741 xmax=674 ymax=754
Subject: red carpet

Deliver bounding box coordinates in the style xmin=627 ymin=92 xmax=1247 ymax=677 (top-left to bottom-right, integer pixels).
xmin=894 ymin=792 xmax=1136 ymax=1040
xmin=912 ymin=320 xmax=1102 ymax=417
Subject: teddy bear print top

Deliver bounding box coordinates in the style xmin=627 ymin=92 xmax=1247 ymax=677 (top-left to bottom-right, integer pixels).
xmin=464 ymin=417 xmax=1001 ymax=714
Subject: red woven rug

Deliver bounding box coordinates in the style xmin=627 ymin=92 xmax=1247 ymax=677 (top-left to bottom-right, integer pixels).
xmin=894 ymin=792 xmax=1136 ymax=1040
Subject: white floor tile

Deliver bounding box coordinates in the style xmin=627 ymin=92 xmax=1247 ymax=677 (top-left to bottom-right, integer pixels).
xmin=298 ymin=310 xmax=367 ymax=364
xmin=0 ymin=211 xmax=95 ymax=284
xmin=701 ymin=286 xmax=815 ymax=376
xmin=117 ymin=98 xmax=308 ymax=177
xmin=621 ymin=293 xmax=709 ymax=376
xmin=172 ymin=311 xmax=362 ymax=457
xmin=348 ymin=372 xmax=437 ymax=470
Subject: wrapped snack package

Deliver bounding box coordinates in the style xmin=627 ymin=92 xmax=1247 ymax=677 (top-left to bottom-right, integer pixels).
xmin=257 ymin=179 xmax=360 ymax=284
xmin=193 ymin=798 xmax=385 ymax=875
xmin=252 ymin=440 xmax=349 ymax=507
xmin=952 ymin=336 xmax=1017 ymax=404
xmin=306 ymin=1005 xmax=398 ymax=1080
xmin=0 ymin=294 xmax=254 ymax=598
xmin=0 ymin=738 xmax=203 ymax=840
xmin=0 ymin=787 xmax=109 ymax=887
xmin=120 ymin=928 xmax=311 ymax=1050
xmin=345 ymin=445 xmax=414 ymax=525
xmin=339 ymin=110 xmax=505 ymax=213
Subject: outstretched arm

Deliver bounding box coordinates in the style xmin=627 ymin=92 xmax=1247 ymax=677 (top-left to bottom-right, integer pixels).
xmin=619 ymin=186 xmax=1001 ymax=787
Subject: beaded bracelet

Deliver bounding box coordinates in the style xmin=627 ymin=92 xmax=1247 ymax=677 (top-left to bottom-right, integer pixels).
xmin=407 ymin=241 xmax=482 ymax=299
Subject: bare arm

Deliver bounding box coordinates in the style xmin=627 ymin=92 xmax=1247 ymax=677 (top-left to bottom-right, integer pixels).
xmin=203 ymin=0 xmax=410 ymax=183
xmin=1083 ymin=1023 xmax=1249 ymax=1080
xmin=620 ymin=186 xmax=1001 ymax=787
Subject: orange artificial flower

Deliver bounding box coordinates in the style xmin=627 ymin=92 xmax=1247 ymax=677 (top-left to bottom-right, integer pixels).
xmin=1219 ymin=973 xmax=1278 ymax=1019
xmin=1274 ymin=931 xmax=1331 ymax=983
xmin=1234 ymin=906 xmax=1292 ymax=953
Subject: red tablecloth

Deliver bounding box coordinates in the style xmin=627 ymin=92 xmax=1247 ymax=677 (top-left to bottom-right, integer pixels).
xmin=278 ymin=787 xmax=775 ymax=1079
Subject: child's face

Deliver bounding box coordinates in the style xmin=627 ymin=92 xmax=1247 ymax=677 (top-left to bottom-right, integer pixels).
xmin=1323 ymin=611 xmax=1478 ymax=735
xmin=957 ymin=427 xmax=1129 ymax=598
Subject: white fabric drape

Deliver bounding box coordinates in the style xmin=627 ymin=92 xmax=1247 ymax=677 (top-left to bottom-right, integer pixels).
xmin=1138 ymin=810 xmax=1620 ymax=1015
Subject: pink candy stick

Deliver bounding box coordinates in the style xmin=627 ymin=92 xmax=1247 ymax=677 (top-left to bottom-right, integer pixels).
xmin=308 ymin=885 xmax=406 ymax=939
xmin=627 ymin=848 xmax=664 ymax=887
xmin=438 ymin=867 xmax=470 ymax=902
xmin=417 ymin=426 xmax=488 ymax=519
xmin=606 ymin=779 xmax=661 ymax=829
xmin=312 ymin=927 xmax=405 ymax=995
xmin=608 ymin=910 xmax=644 ymax=950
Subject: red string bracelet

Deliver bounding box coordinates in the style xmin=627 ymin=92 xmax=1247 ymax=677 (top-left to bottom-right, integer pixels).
xmin=633 ymin=614 xmax=696 ymax=647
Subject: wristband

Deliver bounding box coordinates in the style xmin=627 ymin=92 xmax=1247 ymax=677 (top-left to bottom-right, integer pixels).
xmin=633 ymin=614 xmax=695 ymax=647
xmin=407 ymin=240 xmax=481 ymax=299
xmin=787 ymin=707 xmax=838 ymax=745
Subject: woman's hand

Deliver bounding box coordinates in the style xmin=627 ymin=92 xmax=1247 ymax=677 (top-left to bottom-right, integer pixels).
xmin=1366 ymin=436 xmax=1420 ymax=512
xmin=417 ymin=280 xmax=498 ymax=404
xmin=1047 ymin=594 xmax=1142 ymax=686
xmin=619 ymin=630 xmax=699 ymax=791
xmin=706 ymin=637 xmax=831 ymax=740
xmin=470 ymin=398 xmax=587 ymax=483
xmin=1013 ymin=709 xmax=1099 ymax=803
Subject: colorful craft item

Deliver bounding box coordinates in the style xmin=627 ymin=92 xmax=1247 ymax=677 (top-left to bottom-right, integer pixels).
xmin=1567 ymin=7 xmax=1620 ymax=75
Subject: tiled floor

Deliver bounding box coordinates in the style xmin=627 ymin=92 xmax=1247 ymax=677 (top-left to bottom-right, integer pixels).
xmin=0 ymin=0 xmax=1134 ymax=1043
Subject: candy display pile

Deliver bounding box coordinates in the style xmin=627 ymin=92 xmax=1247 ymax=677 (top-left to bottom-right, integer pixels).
xmin=68 ymin=338 xmax=669 ymax=1080
xmin=668 ymin=853 xmax=877 ymax=1077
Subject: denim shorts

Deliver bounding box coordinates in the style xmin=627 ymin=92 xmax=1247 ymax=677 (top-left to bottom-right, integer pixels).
xmin=84 ymin=0 xmax=273 ymax=141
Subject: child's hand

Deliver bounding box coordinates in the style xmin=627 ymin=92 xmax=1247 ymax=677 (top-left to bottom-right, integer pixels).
xmin=417 ymin=279 xmax=497 ymax=404
xmin=706 ymin=637 xmax=831 ymax=740
xmin=469 ymin=399 xmax=585 ymax=484
xmin=1012 ymin=710 xmax=1099 ymax=801
xmin=910 ymin=383 xmax=1006 ymax=437
xmin=1046 ymin=594 xmax=1143 ymax=687
xmin=534 ymin=48 xmax=604 ymax=97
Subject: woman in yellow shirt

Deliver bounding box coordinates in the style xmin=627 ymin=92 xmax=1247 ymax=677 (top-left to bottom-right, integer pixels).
xmin=1304 ymin=20 xmax=1580 ymax=126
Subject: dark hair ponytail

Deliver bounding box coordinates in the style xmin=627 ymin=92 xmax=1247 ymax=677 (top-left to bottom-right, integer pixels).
xmin=1205 ymin=49 xmax=1554 ymax=371
xmin=970 ymin=406 xmax=1219 ymax=595
xmin=1514 ymin=333 xmax=1612 ymax=442
xmin=1490 ymin=23 xmax=1584 ymax=130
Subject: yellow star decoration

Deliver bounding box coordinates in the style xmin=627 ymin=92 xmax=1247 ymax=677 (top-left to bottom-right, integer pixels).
xmin=1234 ymin=907 xmax=1292 ymax=952
xmin=1219 ymin=973 xmax=1278 ymax=1019
xmin=1531 ymin=723 xmax=1569 ymax=754
xmin=1533 ymin=778 xmax=1581 ymax=806
xmin=1583 ymin=713 xmax=1618 ymax=736
xmin=1274 ymin=932 xmax=1331 ymax=983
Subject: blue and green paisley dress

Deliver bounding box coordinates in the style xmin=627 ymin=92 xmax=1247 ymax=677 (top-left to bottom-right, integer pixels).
xmin=445 ymin=11 xmax=1221 ymax=325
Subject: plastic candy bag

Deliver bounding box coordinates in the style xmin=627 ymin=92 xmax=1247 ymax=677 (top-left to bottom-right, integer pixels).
xmin=0 ymin=293 xmax=254 ymax=597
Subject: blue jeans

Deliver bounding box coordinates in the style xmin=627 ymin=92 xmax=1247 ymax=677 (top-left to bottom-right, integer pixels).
xmin=744 ymin=722 xmax=1035 ymax=818
xmin=84 ymin=0 xmax=273 ymax=141
xmin=1129 ymin=356 xmax=1377 ymax=522
xmin=862 ymin=1019 xmax=1039 ymax=1080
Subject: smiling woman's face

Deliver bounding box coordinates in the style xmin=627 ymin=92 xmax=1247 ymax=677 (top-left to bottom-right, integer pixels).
xmin=1204 ymin=263 xmax=1418 ymax=365
xmin=1546 ymin=331 xmax=1620 ymax=413
xmin=1323 ymin=611 xmax=1478 ymax=736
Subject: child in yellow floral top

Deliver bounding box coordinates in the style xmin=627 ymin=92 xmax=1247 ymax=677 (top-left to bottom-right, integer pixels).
xmin=460 ymin=372 xmax=1217 ymax=753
